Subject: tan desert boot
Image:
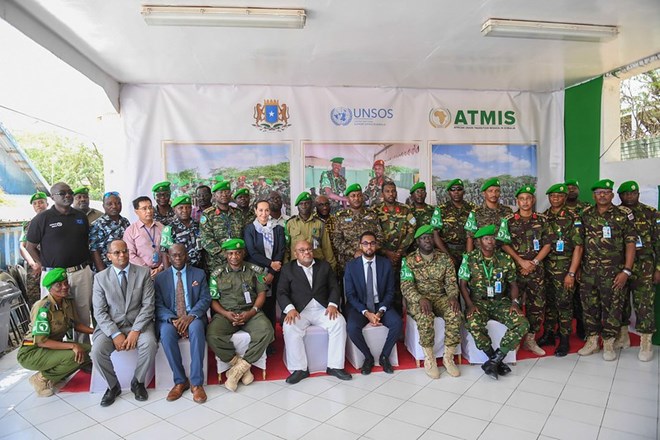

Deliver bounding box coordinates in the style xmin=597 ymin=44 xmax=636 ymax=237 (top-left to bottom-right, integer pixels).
xmin=442 ymin=345 xmax=460 ymax=377
xmin=577 ymin=335 xmax=600 ymax=356
xmin=422 ymin=346 xmax=440 ymax=379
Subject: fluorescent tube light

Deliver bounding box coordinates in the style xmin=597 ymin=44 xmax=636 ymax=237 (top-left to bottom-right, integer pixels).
xmin=141 ymin=5 xmax=306 ymax=29
xmin=481 ymin=18 xmax=618 ymax=42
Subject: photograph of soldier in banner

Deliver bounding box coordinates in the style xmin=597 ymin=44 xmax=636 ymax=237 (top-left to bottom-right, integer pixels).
xmin=431 ymin=143 xmax=537 ymax=208
xmin=163 ymin=141 xmax=291 ymax=214
xmin=303 ymin=142 xmax=421 ymax=211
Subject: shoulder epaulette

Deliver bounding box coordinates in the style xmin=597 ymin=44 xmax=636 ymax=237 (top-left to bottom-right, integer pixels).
xmin=617 ymin=205 xmax=633 ymax=215
xmin=504 ymin=213 xmax=515 ymax=221
xmin=202 ymin=206 xmax=215 ymax=214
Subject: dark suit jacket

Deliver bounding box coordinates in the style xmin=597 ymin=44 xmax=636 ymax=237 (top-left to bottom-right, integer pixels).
xmin=344 ymin=255 xmax=395 ymax=313
xmin=277 ymin=259 xmax=340 ymax=311
xmin=244 ymin=223 xmax=286 ymax=275
xmin=154 ymin=265 xmax=211 ymax=324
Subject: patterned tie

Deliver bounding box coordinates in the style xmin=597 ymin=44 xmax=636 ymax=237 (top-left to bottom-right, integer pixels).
xmin=120 ymin=270 xmax=127 ymax=297
xmin=366 ymin=261 xmax=375 ymax=313
xmin=176 ymin=271 xmax=186 ymax=317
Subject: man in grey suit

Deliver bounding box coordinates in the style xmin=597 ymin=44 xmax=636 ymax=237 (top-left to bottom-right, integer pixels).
xmin=91 ymin=239 xmax=157 ymax=407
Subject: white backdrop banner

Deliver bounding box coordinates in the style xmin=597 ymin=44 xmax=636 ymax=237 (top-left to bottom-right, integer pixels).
xmin=115 ymin=84 xmax=564 ymax=215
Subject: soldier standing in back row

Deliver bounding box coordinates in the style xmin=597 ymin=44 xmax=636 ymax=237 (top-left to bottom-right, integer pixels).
xmin=409 ymin=182 xmax=435 ymax=230
xmin=434 ymin=179 xmax=475 ymax=268
xmin=465 ymin=178 xmax=513 ymax=252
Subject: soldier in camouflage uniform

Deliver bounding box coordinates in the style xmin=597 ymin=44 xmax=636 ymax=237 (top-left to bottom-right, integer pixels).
xmin=286 ymin=192 xmax=337 ymax=270
xmin=401 ymin=225 xmax=461 ymax=379
xmin=433 ymin=179 xmax=475 ymax=268
xmin=541 ymin=184 xmax=583 ymax=357
xmin=89 ymin=192 xmax=131 ymax=271
xmin=200 ymin=181 xmax=244 ymax=276
xmin=152 ymin=181 xmax=176 ymax=226
xmin=458 ymin=225 xmax=529 ymax=380
xmin=409 ymin=182 xmax=436 ymax=230
xmin=363 ymin=160 xmax=393 ymax=207
xmin=160 ymin=195 xmax=202 ymax=269
xmin=465 ymin=177 xmax=513 ymax=252
xmin=499 ymin=185 xmax=551 ymax=356
xmin=577 ymin=179 xmax=637 ymax=361
xmin=19 ymin=192 xmax=49 ymax=307
xmin=616 ymin=180 xmax=660 ymax=361
xmin=319 ymin=157 xmax=348 ymax=213
xmin=233 ymin=188 xmax=255 ymax=231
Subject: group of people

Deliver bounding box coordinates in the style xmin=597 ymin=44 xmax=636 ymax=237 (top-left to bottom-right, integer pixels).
xmin=15 ymin=172 xmax=659 ymax=404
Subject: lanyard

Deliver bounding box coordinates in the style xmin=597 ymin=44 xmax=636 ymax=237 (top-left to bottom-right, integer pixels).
xmin=482 ymin=259 xmax=494 ymax=286
xmin=142 ymin=224 xmax=157 ymax=249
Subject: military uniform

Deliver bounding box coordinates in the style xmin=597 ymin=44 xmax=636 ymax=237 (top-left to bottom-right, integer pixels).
xmin=319 ymin=171 xmax=347 ymax=213
xmin=401 ymin=250 xmax=460 ymax=347
xmin=200 ymin=207 xmax=244 ymax=273
xmin=363 ymin=176 xmax=393 ymax=207
xmin=285 ymin=215 xmax=337 ymax=270
xmin=465 ymin=203 xmax=513 ymax=240
xmin=205 ymin=263 xmax=274 ymax=363
xmin=235 ymin=208 xmax=256 ymax=233
xmin=331 ymin=208 xmax=384 ymax=271
xmin=160 ymin=218 xmax=203 ymax=267
xmin=459 ymin=249 xmax=529 ymax=353
xmin=89 ymin=215 xmax=131 ymax=268
xmin=19 ymin=221 xmax=41 ymax=307
xmin=17 ymin=295 xmax=92 ymax=383
xmin=565 ymin=200 xmax=590 ymax=217
xmin=154 ymin=207 xmax=176 ymax=226
xmin=437 ymin=200 xmax=475 ymax=262
xmin=411 ymin=204 xmax=435 ymax=230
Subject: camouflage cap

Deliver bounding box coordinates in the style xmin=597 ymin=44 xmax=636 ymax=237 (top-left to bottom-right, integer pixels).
xmin=221 ymin=238 xmax=245 ymax=251
xmin=233 ymin=188 xmax=249 ymax=198
xmin=42 ymin=268 xmax=67 ymax=289
xmin=590 ymin=179 xmax=614 ymax=191
xmin=414 ymin=224 xmax=434 ymax=239
xmin=445 ymin=178 xmax=464 ymax=191
xmin=30 ymin=192 xmax=47 ymax=204
xmin=617 ymin=180 xmax=639 ymax=194
xmin=480 ymin=177 xmax=500 ymax=192
xmin=212 ymin=181 xmax=231 ymax=192
xmin=295 ymin=191 xmax=312 ymax=206
xmin=564 ymin=179 xmax=580 ymax=187
xmin=409 ymin=181 xmax=426 ymax=194
xmin=545 ymin=183 xmax=567 ymax=195
xmin=330 ymin=157 xmax=344 ymax=164
xmin=344 ymin=183 xmax=362 ymax=196
xmin=474 ymin=224 xmax=497 ymax=239
xmin=515 ymin=185 xmax=536 ymax=197
xmin=72 ymin=187 xmax=89 ymax=196
xmin=151 ymin=181 xmax=171 ymax=193
xmin=171 ymin=195 xmax=192 ymax=208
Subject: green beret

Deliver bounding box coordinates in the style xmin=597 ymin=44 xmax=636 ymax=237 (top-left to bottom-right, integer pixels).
xmin=72 ymin=187 xmax=89 ymax=196
xmin=30 ymin=192 xmax=47 ymax=204
xmin=564 ymin=179 xmax=579 ymax=187
xmin=233 ymin=188 xmax=249 ymax=198
xmin=152 ymin=181 xmax=171 ymax=193
xmin=445 ymin=179 xmax=464 ymax=191
xmin=480 ymin=178 xmax=500 ymax=192
xmin=42 ymin=268 xmax=67 ymax=289
xmin=414 ymin=224 xmax=434 ymax=239
xmin=330 ymin=157 xmax=344 ymax=164
xmin=171 ymin=195 xmax=192 ymax=208
xmin=617 ymin=180 xmax=639 ymax=194
xmin=344 ymin=183 xmax=362 ymax=196
xmin=590 ymin=179 xmax=614 ymax=191
xmin=265 ymin=178 xmax=273 ymax=185
xmin=515 ymin=185 xmax=536 ymax=197
xmin=212 ymin=181 xmax=231 ymax=192
xmin=221 ymin=238 xmax=245 ymax=251
xmin=295 ymin=191 xmax=312 ymax=206
xmin=545 ymin=183 xmax=567 ymax=195
xmin=474 ymin=224 xmax=497 ymax=239
xmin=409 ymin=182 xmax=426 ymax=194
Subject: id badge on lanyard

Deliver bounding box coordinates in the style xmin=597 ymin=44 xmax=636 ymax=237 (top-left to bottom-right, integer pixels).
xmin=602 ymin=223 xmax=611 ymax=239
xmin=533 ymin=237 xmax=540 ymax=251
xmin=635 ymin=235 xmax=643 ymax=249
xmin=242 ymin=282 xmax=253 ymax=304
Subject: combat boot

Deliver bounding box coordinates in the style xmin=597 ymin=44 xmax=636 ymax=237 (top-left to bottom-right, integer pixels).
xmin=227 ymin=354 xmax=254 ymax=385
xmin=577 ymin=335 xmax=600 ymax=356
xmin=422 ymin=346 xmax=440 ymax=379
xmin=613 ymin=326 xmax=630 ymax=350
xmin=555 ymin=334 xmax=570 ymax=357
xmin=482 ymin=349 xmax=506 ymax=380
xmin=523 ymin=333 xmax=546 ymax=356
xmin=225 ymin=357 xmax=252 ymax=392
xmin=602 ymin=337 xmax=617 ymax=361
xmin=29 ymin=372 xmax=54 ymax=397
xmin=537 ymin=330 xmax=556 ymax=347
xmin=638 ymin=334 xmax=654 ymax=362
xmin=442 ymin=345 xmax=460 ymax=377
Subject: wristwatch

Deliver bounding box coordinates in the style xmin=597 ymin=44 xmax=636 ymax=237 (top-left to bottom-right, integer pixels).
xmin=252 ymin=306 xmax=260 ymax=313
xmin=512 ymin=298 xmax=521 ymax=306
xmin=567 ymin=272 xmax=575 ymax=277
xmin=622 ymin=268 xmax=632 ymax=276
xmin=532 ymin=259 xmax=540 ymax=266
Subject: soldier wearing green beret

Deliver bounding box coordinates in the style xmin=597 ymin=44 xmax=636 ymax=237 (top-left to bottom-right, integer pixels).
xmin=408 ymin=182 xmax=436 ymax=234
xmin=459 ymin=225 xmax=529 ymax=380
xmin=160 ymin=195 xmax=202 ymax=269
xmin=577 ymin=179 xmax=637 ymax=361
xmin=17 ymin=268 xmax=93 ymax=397
xmin=564 ymin=179 xmax=590 ymax=216
xmin=464 ymin=177 xmax=513 ymax=252
xmin=72 ymin=187 xmax=103 ymax=224
xmin=319 ymin=157 xmax=348 ymax=213
xmin=152 ymin=181 xmax=176 ymax=226
xmin=233 ymin=187 xmax=256 ymax=230
xmin=540 ymin=184 xmax=584 ymax=356
xmin=499 ymin=185 xmax=552 ymax=356
xmin=433 ymin=179 xmax=475 ymax=268
xmin=206 ymin=239 xmax=274 ymax=392
xmin=616 ymin=180 xmax=659 ymax=361
xmin=20 ymin=192 xmax=49 ymax=307
xmin=401 ymin=225 xmax=461 ymax=379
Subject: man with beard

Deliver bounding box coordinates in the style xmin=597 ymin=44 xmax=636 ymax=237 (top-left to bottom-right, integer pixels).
xmin=152 ymin=181 xmax=176 ymax=226
xmin=319 ymin=157 xmax=348 ymax=213
xmin=433 ymin=179 xmax=475 ymax=268
xmin=363 ymin=160 xmax=393 ymax=207
xmin=233 ymin=188 xmax=255 ymax=231
xmin=465 ymin=178 xmax=513 ymax=252
xmin=72 ymin=187 xmax=103 ymax=224
xmin=160 ymin=195 xmax=202 ymax=269
xmin=90 ymin=192 xmax=131 ymax=271
xmin=192 ymin=185 xmax=212 ymax=222
xmin=20 ymin=192 xmax=49 ymax=307
xmin=286 ymin=192 xmax=336 ymax=270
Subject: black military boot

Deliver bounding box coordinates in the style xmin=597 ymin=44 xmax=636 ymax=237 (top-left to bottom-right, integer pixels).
xmin=555 ymin=334 xmax=570 ymax=357
xmin=537 ymin=330 xmax=556 ymax=347
xmin=482 ymin=349 xmax=506 ymax=380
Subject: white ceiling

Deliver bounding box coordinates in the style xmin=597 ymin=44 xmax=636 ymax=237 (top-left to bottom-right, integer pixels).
xmin=2 ymin=0 xmax=660 ymax=109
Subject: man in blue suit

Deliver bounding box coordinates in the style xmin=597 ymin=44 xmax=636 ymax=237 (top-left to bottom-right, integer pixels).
xmin=154 ymin=244 xmax=211 ymax=403
xmin=344 ymin=231 xmax=402 ymax=374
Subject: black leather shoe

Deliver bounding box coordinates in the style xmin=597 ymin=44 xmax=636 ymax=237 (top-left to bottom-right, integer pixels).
xmin=537 ymin=330 xmax=556 ymax=347
xmin=285 ymin=370 xmax=310 ymax=385
xmin=326 ymin=368 xmax=352 ymax=381
xmin=482 ymin=349 xmax=506 ymax=380
xmin=100 ymin=383 xmax=121 ymax=407
xmin=130 ymin=378 xmax=148 ymax=402
xmin=379 ymin=355 xmax=394 ymax=374
xmin=555 ymin=334 xmax=570 ymax=357
xmin=361 ymin=357 xmax=375 ymax=375
xmin=496 ymin=361 xmax=511 ymax=376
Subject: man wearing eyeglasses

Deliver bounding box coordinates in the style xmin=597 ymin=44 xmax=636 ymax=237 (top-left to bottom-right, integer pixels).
xmin=122 ymin=196 xmax=164 ymax=278
xmin=72 ymin=187 xmax=103 ymax=224
xmin=26 ymin=182 xmax=94 ymax=344
xmin=90 ymin=192 xmax=130 ymax=271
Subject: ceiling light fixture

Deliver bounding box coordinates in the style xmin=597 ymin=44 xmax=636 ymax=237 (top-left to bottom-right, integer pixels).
xmin=141 ymin=5 xmax=306 ymax=29
xmin=481 ymin=18 xmax=618 ymax=42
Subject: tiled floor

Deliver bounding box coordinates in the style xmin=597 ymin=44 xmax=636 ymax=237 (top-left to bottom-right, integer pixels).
xmin=1 ymin=346 xmax=658 ymax=440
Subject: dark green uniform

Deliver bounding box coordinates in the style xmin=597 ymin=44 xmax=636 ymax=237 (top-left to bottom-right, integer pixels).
xmin=19 ymin=221 xmax=41 ymax=307
xmin=465 ymin=203 xmax=513 ymax=240
xmin=319 ymin=171 xmax=347 ymax=213
xmin=437 ymin=200 xmax=475 ymax=263
xmin=17 ymin=295 xmax=91 ymax=382
xmin=200 ymin=206 xmax=244 ymax=274
xmin=411 ymin=205 xmax=435 ymax=232
xmin=565 ymin=201 xmax=590 ymax=217
xmin=363 ymin=176 xmax=393 ymax=207
xmin=235 ymin=208 xmax=256 ymax=233
xmin=331 ymin=208 xmax=384 ymax=270
xmin=206 ymin=263 xmax=274 ymax=363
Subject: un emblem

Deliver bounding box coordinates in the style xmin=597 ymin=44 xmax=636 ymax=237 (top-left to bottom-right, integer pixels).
xmin=429 ymin=107 xmax=452 ymax=128
xmin=330 ymin=107 xmax=352 ymax=126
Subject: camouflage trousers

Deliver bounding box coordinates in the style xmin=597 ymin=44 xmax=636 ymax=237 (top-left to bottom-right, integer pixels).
xmin=544 ymin=257 xmax=574 ymax=336
xmin=25 ymin=265 xmax=41 ymax=309
xmin=407 ymin=295 xmax=461 ymax=347
xmin=517 ymin=266 xmax=545 ymax=334
xmin=621 ymin=258 xmax=656 ymax=334
xmin=579 ymin=265 xmax=623 ymax=339
xmin=466 ymin=297 xmax=530 ymax=354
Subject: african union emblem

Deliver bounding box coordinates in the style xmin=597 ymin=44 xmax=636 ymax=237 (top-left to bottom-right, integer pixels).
xmin=429 ymin=107 xmax=452 ymax=128
xmin=330 ymin=107 xmax=352 ymax=126
xmin=253 ymin=99 xmax=291 ymax=132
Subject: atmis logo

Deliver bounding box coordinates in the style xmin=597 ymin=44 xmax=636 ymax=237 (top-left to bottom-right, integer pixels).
xmin=253 ymin=99 xmax=291 ymax=132
xmin=429 ymin=107 xmax=516 ymax=128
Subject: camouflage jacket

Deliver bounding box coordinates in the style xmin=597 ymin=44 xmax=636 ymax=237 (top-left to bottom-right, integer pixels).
xmin=200 ymin=206 xmax=244 ymax=268
xmin=565 ymin=200 xmax=590 ymax=217
xmin=331 ymin=207 xmax=384 ymax=268
xmin=458 ymin=249 xmax=517 ymax=301
xmin=411 ymin=204 xmax=436 ymax=229
xmin=543 ymin=206 xmax=583 ymax=260
xmin=579 ymin=204 xmax=637 ymax=270
xmin=498 ymin=211 xmax=550 ymax=260
xmin=464 ymin=203 xmax=513 ymax=237
xmin=319 ymin=171 xmax=346 ymax=211
xmin=622 ymin=202 xmax=660 ymax=268
xmin=401 ymin=249 xmax=459 ymax=303
xmin=363 ymin=176 xmax=393 ymax=207
xmin=235 ymin=208 xmax=256 ymax=232
xmin=154 ymin=206 xmax=176 ymax=226
xmin=373 ymin=202 xmax=416 ymax=252
xmin=438 ymin=200 xmax=475 ymax=245
xmin=160 ymin=217 xmax=202 ymax=267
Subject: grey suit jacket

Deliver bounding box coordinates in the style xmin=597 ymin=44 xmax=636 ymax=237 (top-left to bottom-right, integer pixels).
xmin=92 ymin=263 xmax=155 ymax=338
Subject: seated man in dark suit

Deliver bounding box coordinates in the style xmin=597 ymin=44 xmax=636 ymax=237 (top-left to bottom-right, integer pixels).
xmin=344 ymin=231 xmax=402 ymax=374
xmin=278 ymin=240 xmax=351 ymax=384
xmin=154 ymin=244 xmax=211 ymax=403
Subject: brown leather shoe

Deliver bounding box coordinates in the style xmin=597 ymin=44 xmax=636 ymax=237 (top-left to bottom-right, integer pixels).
xmin=191 ymin=385 xmax=207 ymax=403
xmin=166 ymin=380 xmax=190 ymax=402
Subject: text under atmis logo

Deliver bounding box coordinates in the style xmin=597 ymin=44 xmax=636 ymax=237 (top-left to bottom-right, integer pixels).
xmin=253 ymin=99 xmax=291 ymax=132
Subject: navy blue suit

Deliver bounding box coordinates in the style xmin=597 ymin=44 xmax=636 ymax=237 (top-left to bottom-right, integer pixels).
xmin=154 ymin=265 xmax=211 ymax=386
xmin=344 ymin=256 xmax=402 ymax=360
